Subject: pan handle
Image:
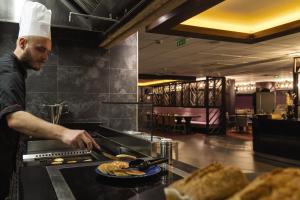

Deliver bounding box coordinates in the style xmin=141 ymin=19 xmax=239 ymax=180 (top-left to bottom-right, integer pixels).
xmin=148 ymin=158 xmax=168 ymax=165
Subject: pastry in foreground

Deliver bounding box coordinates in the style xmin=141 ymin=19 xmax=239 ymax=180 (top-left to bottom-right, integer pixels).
xmin=164 ymin=163 xmax=249 ymax=200
xmin=228 ymin=168 xmax=300 ymax=200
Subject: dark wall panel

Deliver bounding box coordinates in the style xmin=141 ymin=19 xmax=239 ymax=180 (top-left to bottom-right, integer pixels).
xmin=235 ymin=95 xmax=253 ymax=110
xmin=0 ymin=22 xmax=138 ymax=131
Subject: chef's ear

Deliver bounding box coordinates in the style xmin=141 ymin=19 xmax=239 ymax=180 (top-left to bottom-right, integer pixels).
xmin=18 ymin=37 xmax=28 ymax=49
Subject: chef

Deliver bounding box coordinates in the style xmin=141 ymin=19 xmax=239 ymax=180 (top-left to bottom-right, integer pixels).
xmin=0 ymin=2 xmax=100 ymax=199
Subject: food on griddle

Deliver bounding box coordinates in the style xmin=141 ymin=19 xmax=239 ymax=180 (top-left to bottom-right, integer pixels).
xmin=228 ymin=168 xmax=300 ymax=200
xmin=164 ymin=163 xmax=248 ymax=200
xmin=51 ymin=161 xmax=63 ymax=165
xmin=97 ymin=161 xmax=145 ymax=176
xmin=116 ymin=154 xmax=137 ymax=161
xmin=83 ymin=159 xmax=93 ymax=162
xmin=67 ymin=160 xmax=77 ymax=164
xmin=53 ymin=158 xmax=64 ymax=162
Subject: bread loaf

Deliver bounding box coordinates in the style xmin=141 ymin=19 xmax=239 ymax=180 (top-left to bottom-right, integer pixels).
xmin=228 ymin=168 xmax=300 ymax=200
xmin=165 ymin=163 xmax=249 ymax=200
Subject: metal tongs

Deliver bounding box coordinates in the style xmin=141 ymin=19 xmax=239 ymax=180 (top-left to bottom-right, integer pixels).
xmin=92 ymin=147 xmax=118 ymax=160
xmin=129 ymin=158 xmax=168 ymax=170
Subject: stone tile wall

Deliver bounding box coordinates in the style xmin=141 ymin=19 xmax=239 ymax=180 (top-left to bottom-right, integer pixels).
xmin=0 ymin=22 xmax=138 ymax=131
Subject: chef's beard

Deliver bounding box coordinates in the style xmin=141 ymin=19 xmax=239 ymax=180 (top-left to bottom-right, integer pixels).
xmin=20 ymin=48 xmax=37 ymax=71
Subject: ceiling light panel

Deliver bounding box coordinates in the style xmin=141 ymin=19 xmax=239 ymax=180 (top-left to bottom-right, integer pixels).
xmin=181 ymin=0 xmax=300 ymax=34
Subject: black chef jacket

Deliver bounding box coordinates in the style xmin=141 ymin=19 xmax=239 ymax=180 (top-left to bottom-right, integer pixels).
xmin=0 ymin=53 xmax=27 ymax=200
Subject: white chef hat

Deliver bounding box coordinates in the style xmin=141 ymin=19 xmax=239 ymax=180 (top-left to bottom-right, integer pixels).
xmin=18 ymin=1 xmax=52 ymax=39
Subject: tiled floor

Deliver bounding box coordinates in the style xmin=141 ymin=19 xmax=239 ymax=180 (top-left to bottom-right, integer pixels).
xmin=154 ymin=131 xmax=297 ymax=173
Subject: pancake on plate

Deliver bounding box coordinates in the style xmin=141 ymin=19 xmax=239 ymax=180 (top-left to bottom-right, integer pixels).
xmin=123 ymin=169 xmax=145 ymax=176
xmin=109 ymin=169 xmax=145 ymax=176
xmin=97 ymin=161 xmax=146 ymax=176
xmin=112 ymin=169 xmax=130 ymax=176
xmin=97 ymin=161 xmax=129 ymax=175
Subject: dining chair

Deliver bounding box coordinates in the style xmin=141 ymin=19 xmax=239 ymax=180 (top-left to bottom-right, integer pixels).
xmin=169 ymin=114 xmax=186 ymax=133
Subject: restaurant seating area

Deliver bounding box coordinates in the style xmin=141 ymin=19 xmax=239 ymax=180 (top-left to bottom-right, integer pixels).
xmin=139 ymin=77 xmax=226 ymax=135
xmin=152 ymin=107 xmax=219 ymax=133
xmin=139 ymin=80 xmax=292 ymax=140
xmin=152 ymin=113 xmax=187 ymax=133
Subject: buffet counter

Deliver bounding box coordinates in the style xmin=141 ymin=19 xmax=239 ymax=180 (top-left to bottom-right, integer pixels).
xmin=253 ymin=118 xmax=300 ymax=162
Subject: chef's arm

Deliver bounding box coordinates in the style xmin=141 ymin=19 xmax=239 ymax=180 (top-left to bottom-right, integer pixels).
xmin=6 ymin=111 xmax=100 ymax=150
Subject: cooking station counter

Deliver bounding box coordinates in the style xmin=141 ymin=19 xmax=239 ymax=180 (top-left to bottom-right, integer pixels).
xmin=20 ymin=127 xmax=195 ymax=200
xmin=21 ymin=160 xmax=190 ymax=200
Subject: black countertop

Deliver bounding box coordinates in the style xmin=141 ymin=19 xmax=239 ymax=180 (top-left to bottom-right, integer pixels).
xmin=61 ymin=164 xmax=181 ymax=200
xmin=20 ymin=123 xmax=198 ymax=200
xmin=21 ymin=160 xmax=194 ymax=200
xmin=21 ymin=166 xmax=57 ymax=200
xmin=21 ymin=136 xmax=197 ymax=200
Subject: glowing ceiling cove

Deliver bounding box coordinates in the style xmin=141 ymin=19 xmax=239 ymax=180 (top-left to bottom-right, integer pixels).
xmin=181 ymin=0 xmax=300 ymax=34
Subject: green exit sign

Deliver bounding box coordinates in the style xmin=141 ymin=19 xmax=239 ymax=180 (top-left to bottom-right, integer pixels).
xmin=176 ymin=38 xmax=186 ymax=47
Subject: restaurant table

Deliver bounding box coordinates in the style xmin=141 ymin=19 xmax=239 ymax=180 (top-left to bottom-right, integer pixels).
xmin=174 ymin=115 xmax=201 ymax=134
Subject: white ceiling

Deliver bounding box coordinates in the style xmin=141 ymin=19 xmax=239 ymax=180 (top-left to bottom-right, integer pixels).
xmin=138 ymin=30 xmax=300 ymax=84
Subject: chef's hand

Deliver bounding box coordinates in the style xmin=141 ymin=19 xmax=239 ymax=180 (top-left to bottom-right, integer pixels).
xmin=60 ymin=129 xmax=100 ymax=151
